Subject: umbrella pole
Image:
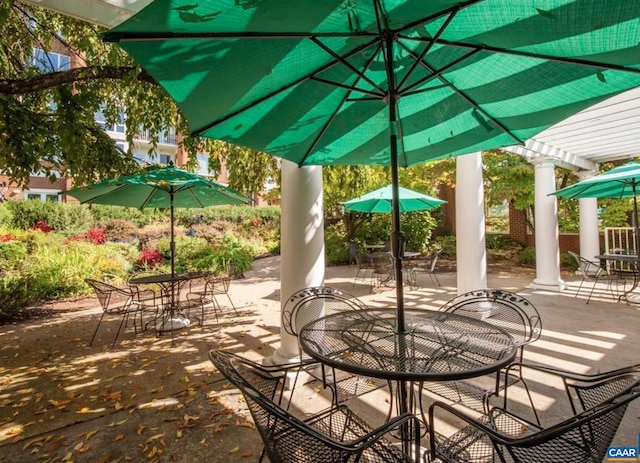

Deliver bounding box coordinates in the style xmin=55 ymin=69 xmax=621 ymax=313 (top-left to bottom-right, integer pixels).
xmin=385 ymin=33 xmax=405 ymax=334
xmin=170 ymin=192 xmax=176 ymax=317
xmin=634 ymin=186 xmax=640 ymax=259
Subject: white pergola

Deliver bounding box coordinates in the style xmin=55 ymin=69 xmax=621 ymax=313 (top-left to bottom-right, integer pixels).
xmin=23 ymin=0 xmax=640 ymax=302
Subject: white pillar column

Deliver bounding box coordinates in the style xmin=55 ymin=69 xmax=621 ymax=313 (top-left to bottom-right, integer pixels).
xmin=576 ymin=170 xmax=601 ymax=260
xmin=271 ymin=161 xmax=325 ymax=365
xmin=456 ymin=152 xmax=487 ymax=294
xmin=530 ymin=157 xmax=565 ymax=291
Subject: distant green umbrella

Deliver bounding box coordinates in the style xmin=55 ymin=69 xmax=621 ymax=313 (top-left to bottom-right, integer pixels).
xmin=65 ymin=164 xmax=249 ymax=284
xmin=553 ymin=162 xmax=640 ymax=257
xmin=344 ymin=184 xmax=445 ymax=213
xmin=104 ymin=0 xmax=640 ymax=332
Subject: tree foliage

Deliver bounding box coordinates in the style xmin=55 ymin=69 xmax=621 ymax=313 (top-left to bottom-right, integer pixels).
xmin=0 ymin=2 xmax=275 ymax=195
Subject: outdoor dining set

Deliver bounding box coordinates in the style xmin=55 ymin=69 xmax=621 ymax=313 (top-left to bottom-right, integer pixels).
xmin=208 ymin=286 xmax=640 ymax=463
xmin=86 ymin=267 xmax=239 ymax=347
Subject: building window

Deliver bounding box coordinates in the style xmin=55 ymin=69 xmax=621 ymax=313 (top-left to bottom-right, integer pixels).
xmin=159 ymin=154 xmax=171 ymax=165
xmin=32 ymin=49 xmax=70 ymax=72
xmin=25 ymin=189 xmax=61 ymax=202
xmin=95 ymin=106 xmax=126 ymax=133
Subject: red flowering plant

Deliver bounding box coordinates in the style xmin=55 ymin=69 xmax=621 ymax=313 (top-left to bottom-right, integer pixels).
xmin=85 ymin=228 xmax=107 ymax=245
xmin=31 ymin=221 xmax=54 ymax=233
xmin=137 ymin=248 xmax=164 ymax=268
xmin=0 ymin=233 xmax=19 ymax=242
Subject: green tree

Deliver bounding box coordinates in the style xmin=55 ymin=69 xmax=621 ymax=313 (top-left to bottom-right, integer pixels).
xmin=0 ymin=2 xmax=276 ymax=195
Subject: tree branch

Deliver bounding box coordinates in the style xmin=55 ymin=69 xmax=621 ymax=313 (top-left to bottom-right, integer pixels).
xmin=0 ymin=66 xmax=158 ymax=94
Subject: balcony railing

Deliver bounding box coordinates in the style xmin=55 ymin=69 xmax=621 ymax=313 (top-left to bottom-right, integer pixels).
xmin=136 ymin=130 xmax=178 ymax=145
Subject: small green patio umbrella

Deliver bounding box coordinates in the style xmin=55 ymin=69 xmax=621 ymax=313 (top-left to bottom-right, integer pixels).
xmin=553 ymin=162 xmax=640 ymax=258
xmin=344 ymin=184 xmax=445 ymax=213
xmin=64 ymin=164 xmax=249 ymax=292
xmin=103 ymin=0 xmax=640 ymax=333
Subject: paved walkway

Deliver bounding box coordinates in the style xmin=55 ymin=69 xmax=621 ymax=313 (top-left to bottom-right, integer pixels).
xmin=0 ymin=256 xmax=638 ymax=462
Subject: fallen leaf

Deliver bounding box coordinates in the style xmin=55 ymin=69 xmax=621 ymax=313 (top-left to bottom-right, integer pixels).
xmin=229 ymin=446 xmax=240 ymax=454
xmin=241 ymin=451 xmax=253 ymax=457
xmin=115 ymin=434 xmax=124 ymax=441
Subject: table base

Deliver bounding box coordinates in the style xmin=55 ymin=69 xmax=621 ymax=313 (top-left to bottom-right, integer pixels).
xmin=156 ymin=317 xmax=191 ymax=332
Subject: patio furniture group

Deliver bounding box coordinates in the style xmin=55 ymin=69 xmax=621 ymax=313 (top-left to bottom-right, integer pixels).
xmin=208 ymin=285 xmax=640 ymax=463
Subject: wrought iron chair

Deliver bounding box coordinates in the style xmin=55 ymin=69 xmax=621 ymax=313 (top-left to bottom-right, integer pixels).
xmin=281 ymin=286 xmax=390 ymax=408
xmin=407 ymin=249 xmax=442 ymax=289
xmin=426 ymin=363 xmax=640 ymax=463
xmin=568 ymin=250 xmax=624 ymax=303
xmin=86 ymin=279 xmax=146 ymax=347
xmin=371 ymin=252 xmax=394 ymax=291
xmin=420 ymin=289 xmax=541 ymax=414
xmin=348 ymin=242 xmax=374 ymax=286
xmin=209 ymin=349 xmax=420 ymax=463
xmin=186 ymin=267 xmax=239 ymax=327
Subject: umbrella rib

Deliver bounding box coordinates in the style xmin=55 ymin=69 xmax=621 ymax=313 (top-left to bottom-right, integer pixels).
xmin=104 ymin=31 xmax=380 ymax=42
xmin=191 ymin=36 xmax=380 ymax=135
xmin=398 ymin=42 xmax=524 ymax=145
xmin=396 ymin=6 xmax=460 ymax=92
xmin=397 ymin=43 xmax=480 ymax=96
xmin=299 ymin=42 xmax=384 ymax=166
xmin=311 ymin=37 xmax=386 ymax=95
xmin=309 ymin=76 xmax=382 ymax=98
xmin=429 ymin=38 xmax=640 ymax=76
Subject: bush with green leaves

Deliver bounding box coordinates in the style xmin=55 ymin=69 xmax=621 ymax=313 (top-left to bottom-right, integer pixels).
xmin=0 ymin=273 xmax=39 ymax=322
xmin=0 ymin=240 xmax=28 ymax=271
xmin=0 ymin=200 xmax=93 ymax=235
xmin=517 ymin=246 xmax=537 ymax=266
xmin=432 ymin=235 xmax=456 ymax=257
xmin=324 ymin=222 xmax=350 ymax=265
xmin=89 ymin=205 xmax=167 ymax=228
xmin=561 ymin=251 xmax=579 ymax=271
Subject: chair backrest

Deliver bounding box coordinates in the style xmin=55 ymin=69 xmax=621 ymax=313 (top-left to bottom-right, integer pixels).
xmin=501 ymin=379 xmax=640 ymax=463
xmin=282 ymin=286 xmax=368 ymax=337
xmin=209 ymin=350 xmax=364 ymax=463
xmin=441 ymin=289 xmax=541 ymax=350
xmin=568 ymin=364 xmax=640 ymax=413
xmin=426 ymin=249 xmax=442 ymax=272
xmin=348 ymin=242 xmax=370 ymax=268
xmin=568 ymin=251 xmax=600 ymax=277
xmin=86 ymin=279 xmax=132 ymax=312
xmin=371 ymin=252 xmax=394 ymax=274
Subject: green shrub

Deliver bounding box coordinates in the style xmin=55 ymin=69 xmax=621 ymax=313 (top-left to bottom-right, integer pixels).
xmin=518 ymin=246 xmax=537 ymax=265
xmin=1 ymin=200 xmax=93 ymax=235
xmin=0 ymin=241 xmax=28 ymax=271
xmin=0 ymin=273 xmax=40 ymax=321
xmin=486 ymin=234 xmax=511 ymax=250
xmin=561 ymin=251 xmax=578 ymax=271
xmin=89 ymin=205 xmax=166 ymax=228
xmin=325 ymin=222 xmax=350 ymax=265
xmin=432 ymin=235 xmax=456 ymax=257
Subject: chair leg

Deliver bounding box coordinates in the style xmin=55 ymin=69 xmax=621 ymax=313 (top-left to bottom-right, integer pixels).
xmin=89 ymin=313 xmax=107 ymax=346
xmin=112 ymin=313 xmax=129 ymax=348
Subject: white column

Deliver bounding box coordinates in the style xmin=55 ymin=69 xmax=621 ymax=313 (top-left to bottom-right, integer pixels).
xmin=456 ymin=152 xmax=487 ymax=294
xmin=271 ymin=160 xmax=325 ymax=365
xmin=576 ymin=170 xmax=601 ymax=261
xmin=530 ymin=157 xmax=565 ymax=291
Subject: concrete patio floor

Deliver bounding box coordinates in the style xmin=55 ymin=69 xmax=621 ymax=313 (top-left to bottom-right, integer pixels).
xmin=0 ymin=256 xmax=638 ymax=462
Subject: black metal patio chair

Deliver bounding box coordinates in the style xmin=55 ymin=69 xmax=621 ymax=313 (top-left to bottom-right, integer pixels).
xmin=420 ymin=289 xmax=541 ymax=414
xmin=209 ymin=349 xmax=420 ymax=463
xmin=281 ymin=286 xmax=390 ymax=409
xmin=426 ymin=362 xmax=640 ymax=463
xmin=86 ymin=279 xmax=148 ymax=347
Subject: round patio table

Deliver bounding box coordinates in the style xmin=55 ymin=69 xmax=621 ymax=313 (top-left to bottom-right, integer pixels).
xmin=130 ymin=271 xmax=208 ymax=332
xmin=299 ymin=308 xmax=516 ymax=457
xmin=299 ymin=308 xmax=517 ymax=382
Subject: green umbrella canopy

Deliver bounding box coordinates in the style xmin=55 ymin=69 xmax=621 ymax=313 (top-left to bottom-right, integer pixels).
xmin=64 ymin=165 xmax=249 ymax=208
xmin=103 ymin=0 xmax=640 ymax=332
xmin=65 ymin=165 xmax=249 ymax=282
xmin=553 ymin=163 xmax=640 ymax=200
xmin=103 ymin=1 xmax=640 ymax=168
xmin=344 ymin=184 xmax=445 ymax=213
xmin=553 ymin=162 xmax=640 ymax=257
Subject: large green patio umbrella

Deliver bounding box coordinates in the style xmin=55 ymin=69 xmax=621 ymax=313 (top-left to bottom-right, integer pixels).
xmin=553 ymin=162 xmax=640 ymax=258
xmin=103 ymin=1 xmax=640 ymax=333
xmin=344 ymin=184 xmax=445 ymax=214
xmin=65 ymin=164 xmax=249 ymax=302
